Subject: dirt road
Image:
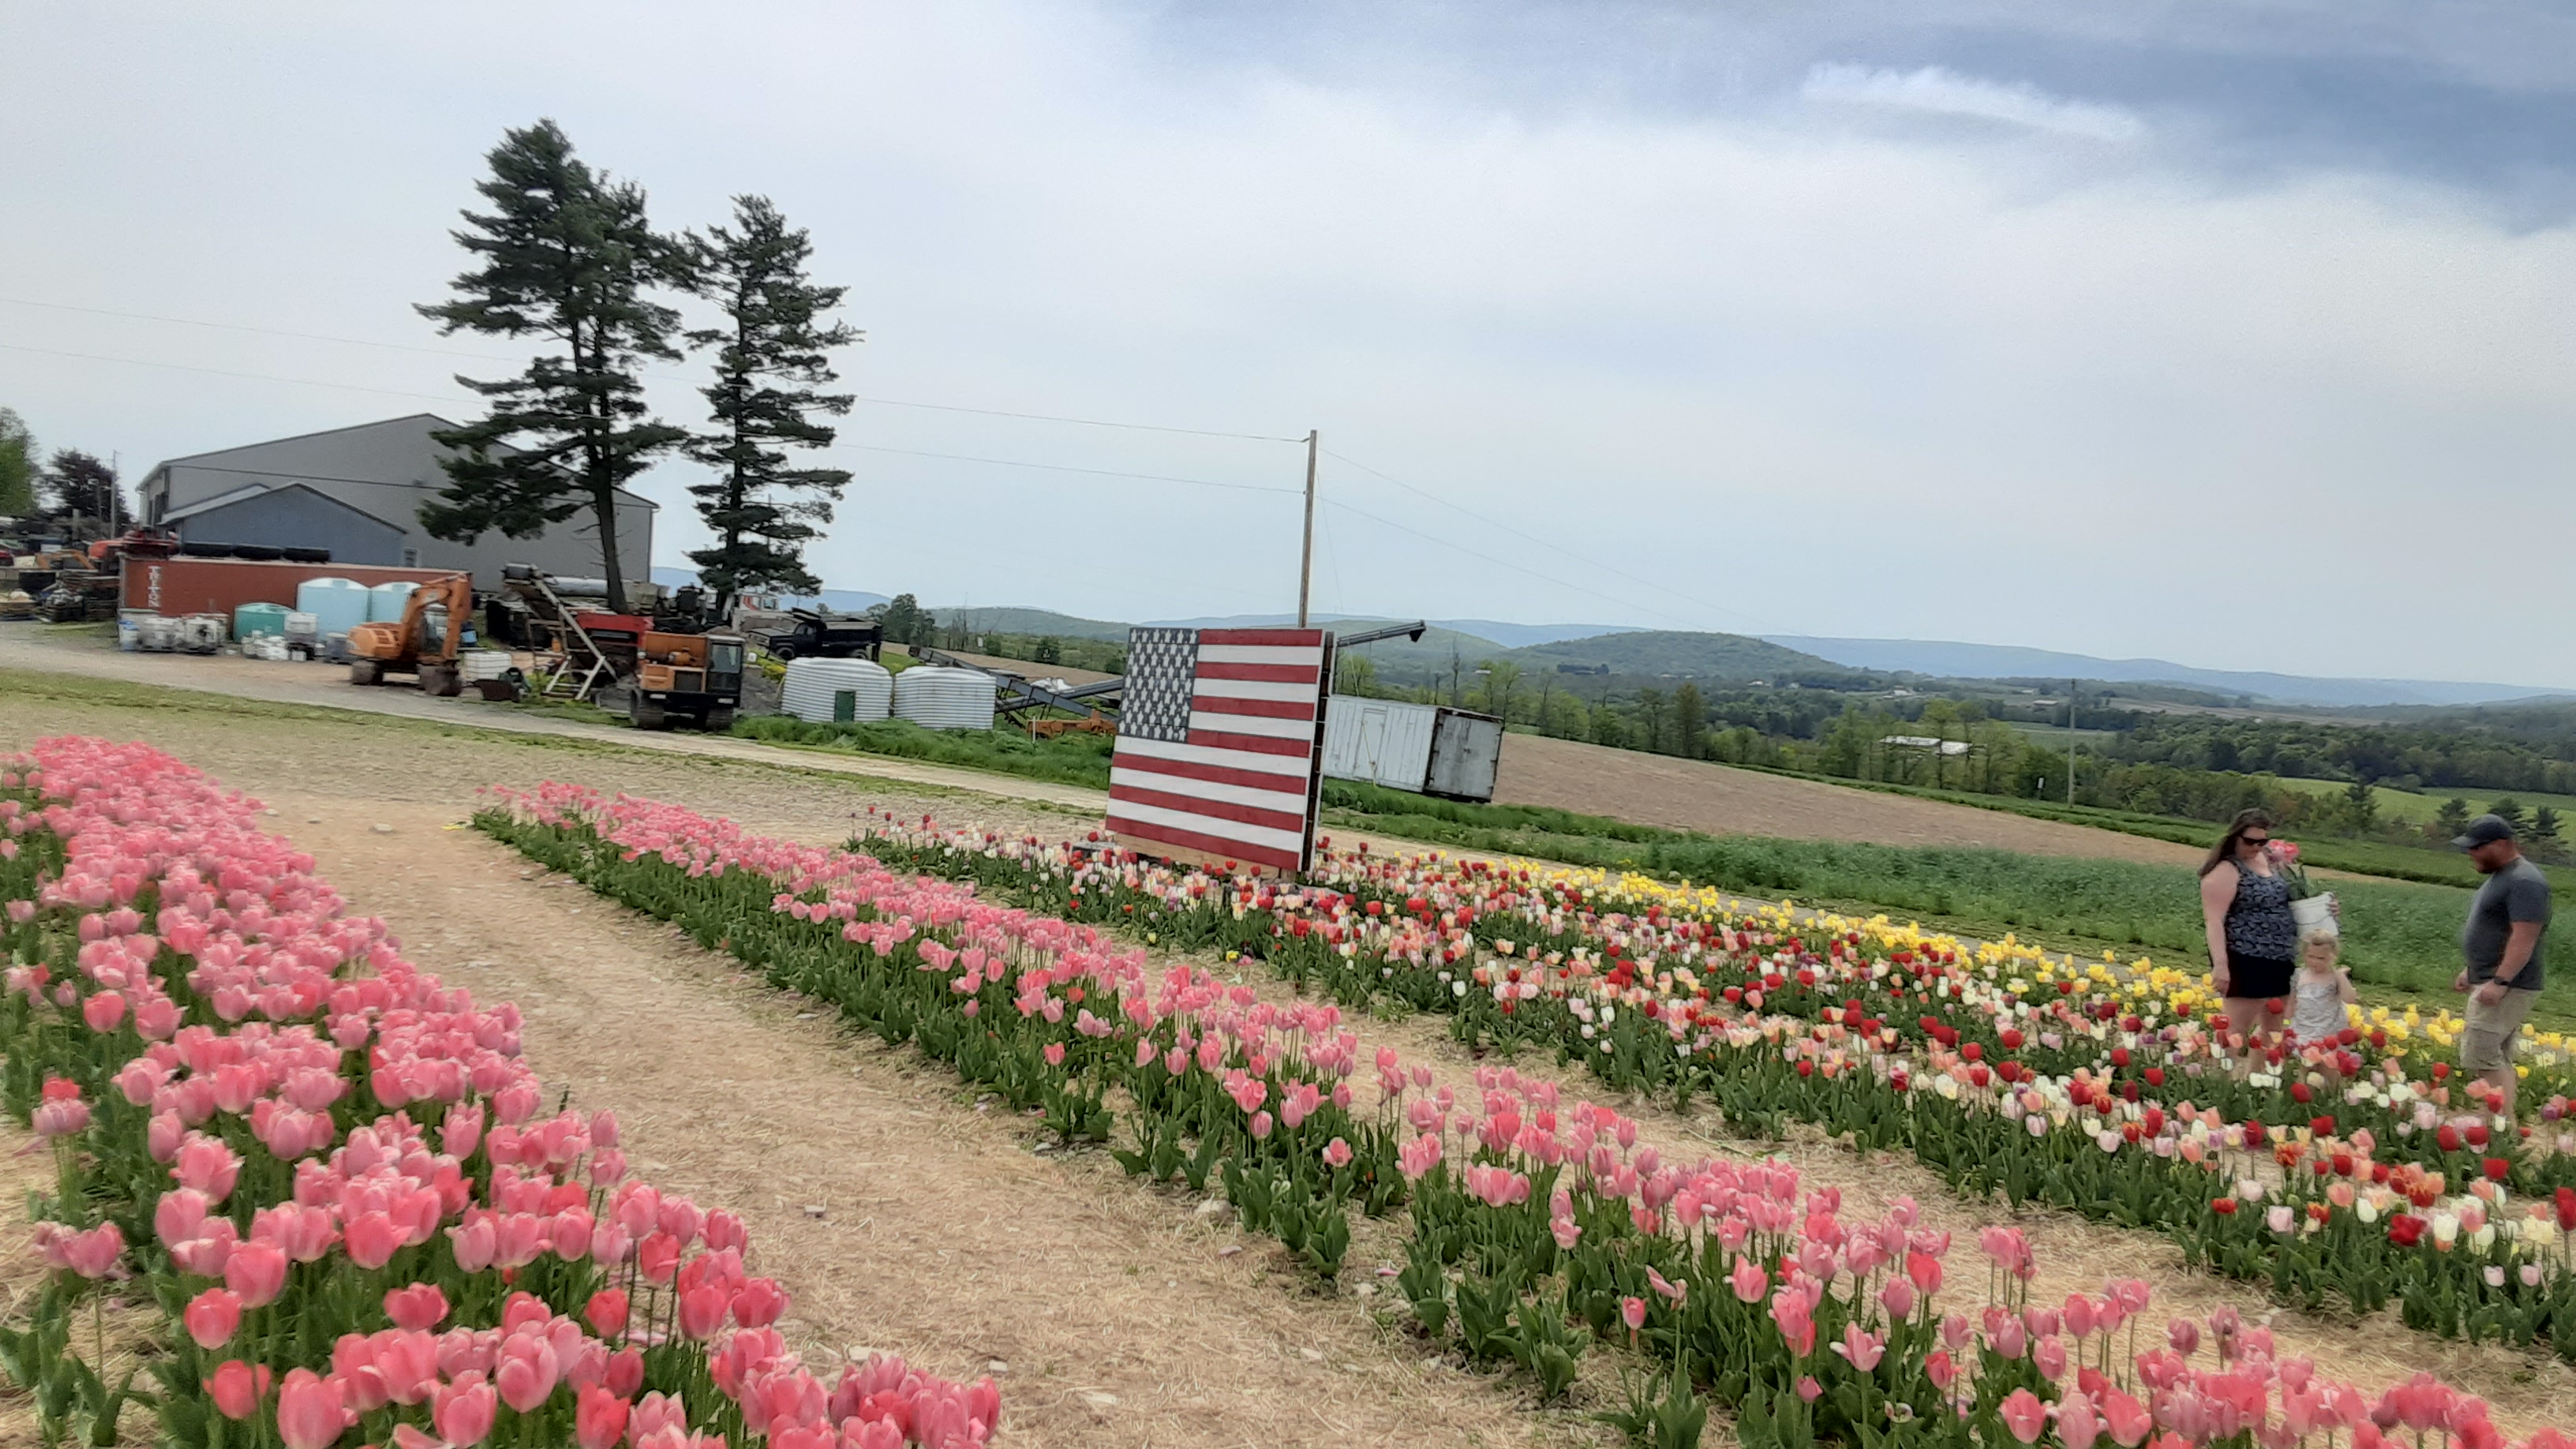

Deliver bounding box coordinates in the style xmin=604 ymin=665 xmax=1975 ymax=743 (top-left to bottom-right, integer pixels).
xmin=1494 ymin=732 xmax=2203 ymax=865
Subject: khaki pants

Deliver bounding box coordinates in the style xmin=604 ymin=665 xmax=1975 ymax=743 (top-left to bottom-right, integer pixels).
xmin=2463 ymin=985 xmax=2540 ymax=1073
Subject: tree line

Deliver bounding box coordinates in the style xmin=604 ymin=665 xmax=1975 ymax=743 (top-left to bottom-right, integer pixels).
xmin=419 ymin=120 xmax=857 ymax=616
xmin=0 ymin=409 xmax=129 ymax=541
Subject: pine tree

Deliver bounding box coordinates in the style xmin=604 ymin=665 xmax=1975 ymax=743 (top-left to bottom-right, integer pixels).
xmin=1668 ymin=682 xmax=1706 ymax=757
xmin=682 ymin=196 xmax=858 ymax=616
xmin=43 ymin=450 xmax=123 ymax=534
xmin=416 ymin=120 xmax=684 ymax=612
xmin=2434 ymin=797 xmax=2472 ymax=838
xmin=0 ymin=410 xmax=36 ymax=519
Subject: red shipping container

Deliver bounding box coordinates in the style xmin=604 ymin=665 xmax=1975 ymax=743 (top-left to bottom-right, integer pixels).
xmin=122 ymin=558 xmax=459 ymax=619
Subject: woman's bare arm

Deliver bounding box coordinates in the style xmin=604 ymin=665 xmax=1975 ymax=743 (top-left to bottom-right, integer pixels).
xmin=2200 ymin=863 xmax=2237 ymax=988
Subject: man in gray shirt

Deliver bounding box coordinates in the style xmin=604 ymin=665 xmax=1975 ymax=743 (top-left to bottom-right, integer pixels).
xmin=2453 ymin=814 xmax=2552 ymax=1115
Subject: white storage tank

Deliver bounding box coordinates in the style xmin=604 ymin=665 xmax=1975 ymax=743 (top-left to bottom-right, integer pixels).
xmin=367 ymin=580 xmax=418 ymax=623
xmin=891 ymin=665 xmax=995 ymax=731
xmin=295 ymin=578 xmax=369 ymax=639
xmin=781 ymin=657 xmax=893 ymax=724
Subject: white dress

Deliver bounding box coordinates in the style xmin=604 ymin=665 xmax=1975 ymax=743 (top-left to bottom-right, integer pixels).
xmin=2289 ymin=974 xmax=2346 ymax=1042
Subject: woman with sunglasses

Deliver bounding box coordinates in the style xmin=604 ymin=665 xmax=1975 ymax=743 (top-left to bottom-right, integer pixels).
xmin=2199 ymin=809 xmax=2299 ymax=1069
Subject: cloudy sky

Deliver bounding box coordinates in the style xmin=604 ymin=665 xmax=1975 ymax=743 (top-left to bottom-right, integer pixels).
xmin=6 ymin=2 xmax=2573 ymax=683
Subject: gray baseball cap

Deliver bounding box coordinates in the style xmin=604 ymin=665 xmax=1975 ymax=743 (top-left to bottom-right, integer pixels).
xmin=2453 ymin=813 xmax=2517 ymax=850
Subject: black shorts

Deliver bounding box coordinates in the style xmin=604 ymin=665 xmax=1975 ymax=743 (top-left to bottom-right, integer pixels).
xmin=2224 ymin=954 xmax=2294 ymax=1000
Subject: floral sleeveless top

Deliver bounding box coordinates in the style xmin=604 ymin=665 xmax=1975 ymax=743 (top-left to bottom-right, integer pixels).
xmin=2225 ymin=863 xmax=2297 ymax=960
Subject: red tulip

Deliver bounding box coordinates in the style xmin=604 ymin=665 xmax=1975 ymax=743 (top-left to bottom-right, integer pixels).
xmin=204 ymin=1360 xmax=273 ymax=1421
xmin=575 ymin=1383 xmax=630 ymax=1449
xmin=584 ymin=1287 xmax=630 ymax=1339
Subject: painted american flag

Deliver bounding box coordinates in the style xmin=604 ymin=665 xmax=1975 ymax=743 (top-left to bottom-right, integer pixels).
xmin=1107 ymin=626 xmax=1335 ymax=874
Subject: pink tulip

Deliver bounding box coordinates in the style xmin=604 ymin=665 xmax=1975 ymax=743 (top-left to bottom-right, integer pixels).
xmin=496 ymin=1334 xmax=560 ymax=1413
xmin=678 ymin=1284 xmax=730 ymax=1341
xmin=1324 ymin=1136 xmax=1354 ymax=1168
xmin=732 ymin=1278 xmax=785 ymax=1329
xmin=433 ymin=1373 xmax=496 ymax=1447
xmin=604 ymin=1348 xmax=644 ymax=1401
xmin=2055 ymin=1391 xmax=2102 ymax=1449
xmin=275 ymin=1368 xmax=346 ymax=1449
xmin=1829 ymin=1323 xmax=1885 ymax=1374
xmin=185 ymin=1288 xmax=243 ymax=1349
xmin=1878 ymin=1277 xmax=1915 ymax=1323
xmin=2034 ymin=1333 xmax=2068 ymax=1382
xmin=377 ymin=1331 xmax=441 ymax=1406
xmin=1998 ymin=1387 xmax=2046 ymax=1444
xmin=62 ymin=1222 xmax=123 ymax=1279
xmin=1621 ymin=1297 xmax=1646 ymax=1332
xmin=575 ymin=1383 xmax=629 ymax=1449
xmin=82 ymin=990 xmax=127 ymax=1032
xmin=1729 ymin=1256 xmax=1767 ymax=1304
xmin=447 ymin=1216 xmax=497 ymax=1274
xmin=2099 ymin=1388 xmax=2152 ymax=1448
xmin=224 ymin=1239 xmax=287 ymax=1308
xmin=384 ymin=1283 xmax=447 ymax=1332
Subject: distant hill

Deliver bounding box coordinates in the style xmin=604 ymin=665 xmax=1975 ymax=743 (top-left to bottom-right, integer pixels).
xmin=932 ymin=605 xmax=1134 ymax=642
xmin=1506 ymin=631 xmax=1863 ymax=684
xmin=1765 ymin=635 xmax=2576 ymax=709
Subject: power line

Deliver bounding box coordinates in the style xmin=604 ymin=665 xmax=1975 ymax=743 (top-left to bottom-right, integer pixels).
xmin=1320 ymin=495 xmax=1700 ymax=627
xmin=0 ymin=344 xmax=464 ymax=402
xmin=1322 ymin=446 xmax=1761 ymax=631
xmin=2 ymin=297 xmax=1305 ymax=444
xmin=840 ymin=442 xmax=1304 ymax=496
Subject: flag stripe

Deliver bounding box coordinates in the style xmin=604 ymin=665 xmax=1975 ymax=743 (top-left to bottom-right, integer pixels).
xmin=1187 ymin=710 xmax=1314 ymax=741
xmin=1191 ymin=694 xmax=1318 ymax=721
xmin=1112 ymin=758 xmax=1315 ymax=805
xmin=1113 ymin=734 xmax=1312 ymax=778
xmin=1189 ymin=676 xmax=1321 ymax=702
xmin=1185 ymin=725 xmax=1316 ymax=758
xmin=1106 ymin=815 xmax=1305 ymax=873
xmin=1105 ymin=799 xmax=1305 ymax=854
xmin=1109 ymin=781 xmax=1307 ymax=833
xmin=1199 ymin=628 xmax=1326 ymax=648
xmin=1196 ymin=644 xmax=1326 ymax=668
xmin=1193 ymin=661 xmax=1320 ymax=684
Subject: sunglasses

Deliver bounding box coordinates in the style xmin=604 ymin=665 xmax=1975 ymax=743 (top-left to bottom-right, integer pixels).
xmin=2241 ymin=835 xmax=2271 ymax=847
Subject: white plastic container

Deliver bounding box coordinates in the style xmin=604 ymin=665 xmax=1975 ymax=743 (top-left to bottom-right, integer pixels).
xmin=177 ymin=615 xmax=225 ymax=654
xmin=295 ymin=578 xmax=369 ymax=639
xmin=781 ymin=657 xmax=893 ymax=724
xmin=457 ymin=651 xmax=516 ymax=683
xmin=283 ymin=611 xmax=320 ymax=642
xmin=138 ymin=616 xmax=182 ymax=653
xmin=891 ymin=665 xmax=995 ymax=731
xmin=367 ymin=580 xmax=418 ymax=623
xmin=117 ymin=610 xmax=149 ymax=652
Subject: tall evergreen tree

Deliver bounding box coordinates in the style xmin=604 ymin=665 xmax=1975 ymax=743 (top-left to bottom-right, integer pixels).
xmin=416 ymin=119 xmax=684 ymax=612
xmin=682 ymin=196 xmax=857 ymax=616
xmin=43 ymin=450 xmax=122 ymax=533
xmin=0 ymin=409 xmax=36 ymax=519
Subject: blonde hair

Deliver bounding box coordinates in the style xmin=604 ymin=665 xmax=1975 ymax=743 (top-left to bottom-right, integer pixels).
xmin=2297 ymin=928 xmax=2341 ymax=963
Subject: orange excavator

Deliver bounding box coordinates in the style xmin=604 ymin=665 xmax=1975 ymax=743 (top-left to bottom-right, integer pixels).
xmin=347 ymin=572 xmax=472 ymax=695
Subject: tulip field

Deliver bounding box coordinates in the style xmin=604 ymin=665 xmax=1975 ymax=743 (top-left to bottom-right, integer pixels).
xmin=833 ymin=816 xmax=2576 ymax=1360
xmin=6 ymin=732 xmax=2576 ymax=1448
xmin=0 ymin=739 xmax=998 ymax=1449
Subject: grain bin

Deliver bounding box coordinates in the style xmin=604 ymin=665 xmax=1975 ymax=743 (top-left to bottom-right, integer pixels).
xmin=233 ymin=602 xmax=291 ymax=641
xmin=366 ymin=580 xmax=418 ymax=623
xmin=295 ymin=578 xmax=369 ymax=639
xmin=781 ymin=657 xmax=893 ymax=724
xmin=891 ymin=665 xmax=995 ymax=731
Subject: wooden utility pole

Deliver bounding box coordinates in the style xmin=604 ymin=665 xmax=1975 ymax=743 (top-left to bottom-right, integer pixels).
xmin=1296 ymin=429 xmax=1317 ymax=627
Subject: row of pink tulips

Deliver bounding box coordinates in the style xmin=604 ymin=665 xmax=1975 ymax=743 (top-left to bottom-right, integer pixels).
xmin=0 ymin=738 xmax=998 ymax=1449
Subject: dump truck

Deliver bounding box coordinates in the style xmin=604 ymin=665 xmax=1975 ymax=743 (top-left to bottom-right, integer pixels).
xmin=748 ymin=608 xmax=882 ymax=662
xmin=626 ymin=631 xmax=747 ymax=730
xmin=347 ymin=573 xmax=472 ymax=695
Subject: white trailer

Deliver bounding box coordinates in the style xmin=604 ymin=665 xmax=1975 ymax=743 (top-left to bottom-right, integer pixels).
xmin=1321 ymin=697 xmax=1503 ymax=802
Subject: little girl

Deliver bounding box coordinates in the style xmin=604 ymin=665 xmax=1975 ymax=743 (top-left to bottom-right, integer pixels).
xmin=2288 ymin=928 xmax=2359 ymax=1050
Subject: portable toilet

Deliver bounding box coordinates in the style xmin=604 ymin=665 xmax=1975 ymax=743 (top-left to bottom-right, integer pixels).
xmin=295 ymin=578 xmax=369 ymax=640
xmin=367 ymin=580 xmax=419 ymax=623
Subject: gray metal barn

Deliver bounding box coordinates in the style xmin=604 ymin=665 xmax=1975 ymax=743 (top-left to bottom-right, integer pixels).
xmin=136 ymin=414 xmax=655 ymax=589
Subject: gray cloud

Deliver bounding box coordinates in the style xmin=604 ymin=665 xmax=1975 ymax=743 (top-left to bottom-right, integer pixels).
xmin=1799 ymin=62 xmax=2147 ymax=142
